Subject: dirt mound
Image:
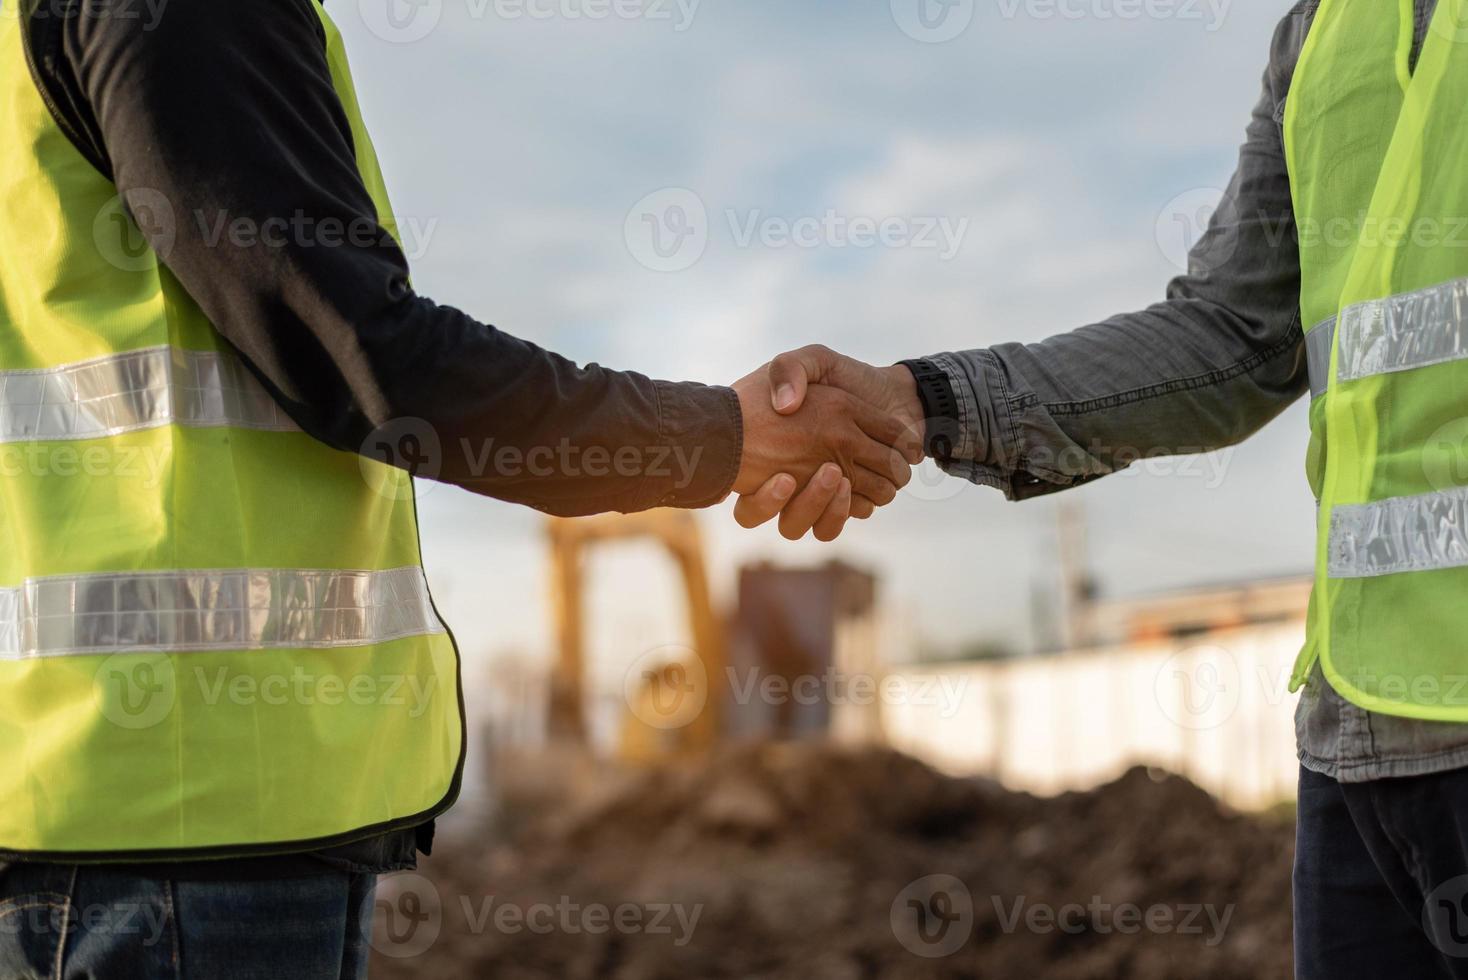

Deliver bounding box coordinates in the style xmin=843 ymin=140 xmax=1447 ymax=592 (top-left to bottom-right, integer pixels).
xmin=371 ymin=743 xmax=1293 ymax=979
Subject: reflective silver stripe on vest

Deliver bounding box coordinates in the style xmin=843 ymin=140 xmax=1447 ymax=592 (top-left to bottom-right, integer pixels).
xmin=1333 ymin=277 xmax=1468 ymax=385
xmin=1306 ymin=316 xmax=1335 ymax=400
xmin=0 ymin=566 xmax=444 ymax=660
xmin=0 ymin=346 xmax=299 ymax=443
xmin=1329 ymin=487 xmax=1468 ymax=579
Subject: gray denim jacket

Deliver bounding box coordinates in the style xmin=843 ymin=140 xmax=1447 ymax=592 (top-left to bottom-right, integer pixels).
xmin=926 ymin=0 xmax=1468 ymax=783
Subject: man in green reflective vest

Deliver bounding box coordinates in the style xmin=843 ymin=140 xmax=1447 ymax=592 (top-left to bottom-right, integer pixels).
xmin=0 ymin=0 xmax=920 ymax=975
xmin=755 ymin=0 xmax=1468 ymax=975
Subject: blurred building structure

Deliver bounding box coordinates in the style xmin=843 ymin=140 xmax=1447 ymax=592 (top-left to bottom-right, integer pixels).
xmin=885 ymin=577 xmax=1311 ymax=809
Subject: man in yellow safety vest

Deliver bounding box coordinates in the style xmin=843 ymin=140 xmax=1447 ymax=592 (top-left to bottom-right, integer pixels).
xmin=0 ymin=0 xmax=918 ymax=974
xmin=756 ymin=1 xmax=1468 ymax=975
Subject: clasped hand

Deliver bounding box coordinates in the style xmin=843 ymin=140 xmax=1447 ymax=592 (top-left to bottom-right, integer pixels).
xmin=730 ymin=345 xmax=924 ymax=541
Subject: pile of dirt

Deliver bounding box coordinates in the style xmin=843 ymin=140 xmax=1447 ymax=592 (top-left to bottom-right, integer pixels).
xmin=371 ymin=743 xmax=1294 ymax=979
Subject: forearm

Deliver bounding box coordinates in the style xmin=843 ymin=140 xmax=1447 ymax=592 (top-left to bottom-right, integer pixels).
xmin=923 ymin=294 xmax=1307 ymax=500
xmin=344 ymin=299 xmax=743 ymax=514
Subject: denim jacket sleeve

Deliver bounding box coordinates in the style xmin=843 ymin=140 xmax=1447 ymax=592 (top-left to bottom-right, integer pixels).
xmin=926 ymin=2 xmax=1317 ymax=500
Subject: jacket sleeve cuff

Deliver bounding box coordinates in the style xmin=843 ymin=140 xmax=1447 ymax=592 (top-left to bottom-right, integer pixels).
xmin=927 ymin=350 xmax=989 ymax=465
xmin=644 ymin=380 xmax=744 ymax=510
xmin=925 ymin=349 xmax=1088 ymax=501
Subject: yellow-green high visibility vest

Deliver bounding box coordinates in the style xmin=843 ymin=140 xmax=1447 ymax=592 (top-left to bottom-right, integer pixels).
xmin=0 ymin=6 xmax=463 ymax=857
xmin=1286 ymin=0 xmax=1468 ymax=718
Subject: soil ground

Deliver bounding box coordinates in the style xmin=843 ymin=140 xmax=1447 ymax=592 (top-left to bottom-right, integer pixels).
xmin=370 ymin=742 xmax=1294 ymax=979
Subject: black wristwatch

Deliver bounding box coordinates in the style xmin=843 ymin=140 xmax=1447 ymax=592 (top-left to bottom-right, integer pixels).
xmin=898 ymin=359 xmax=961 ymax=463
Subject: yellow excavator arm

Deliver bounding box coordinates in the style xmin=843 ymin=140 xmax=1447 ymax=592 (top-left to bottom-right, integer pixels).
xmin=545 ymin=511 xmax=726 ymax=757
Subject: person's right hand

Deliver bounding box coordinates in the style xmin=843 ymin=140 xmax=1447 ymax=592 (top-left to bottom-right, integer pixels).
xmin=733 ymin=346 xmax=926 ymax=535
xmin=729 ymin=362 xmax=919 ymax=541
xmin=767 ymin=345 xmax=925 ymax=446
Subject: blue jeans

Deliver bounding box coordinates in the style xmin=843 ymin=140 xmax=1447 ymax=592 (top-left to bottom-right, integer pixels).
xmin=1295 ymin=765 xmax=1468 ymax=979
xmin=0 ymin=863 xmax=375 ymax=979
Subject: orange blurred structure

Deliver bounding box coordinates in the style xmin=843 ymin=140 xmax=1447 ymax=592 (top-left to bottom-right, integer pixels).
xmin=545 ymin=511 xmax=726 ymax=755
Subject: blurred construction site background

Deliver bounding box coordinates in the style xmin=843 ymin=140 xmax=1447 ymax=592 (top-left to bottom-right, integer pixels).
xmin=340 ymin=1 xmax=1306 ymax=976
xmin=362 ymin=505 xmax=1300 ymax=978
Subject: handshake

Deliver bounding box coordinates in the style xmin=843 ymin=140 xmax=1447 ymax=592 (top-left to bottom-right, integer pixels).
xmin=728 ymin=345 xmax=927 ymax=542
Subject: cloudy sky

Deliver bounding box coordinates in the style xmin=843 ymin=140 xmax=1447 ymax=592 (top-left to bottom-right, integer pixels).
xmin=330 ymin=0 xmax=1315 ymax=674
